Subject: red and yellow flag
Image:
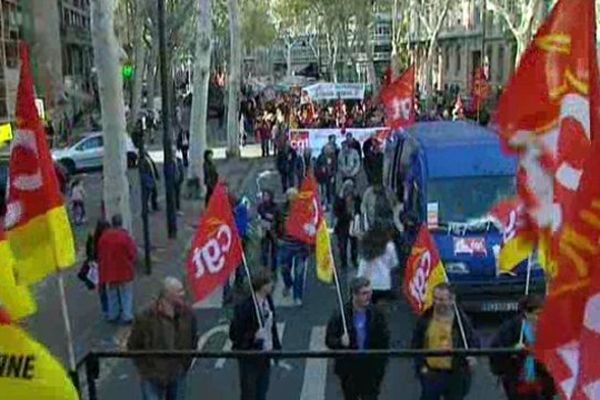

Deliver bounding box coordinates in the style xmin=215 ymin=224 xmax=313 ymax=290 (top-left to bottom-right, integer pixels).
xmin=0 ymin=226 xmax=36 ymax=320
xmin=489 ymin=197 xmax=535 ymax=274
xmin=495 ymin=0 xmax=600 ymax=397
xmin=4 ymin=44 xmax=75 ymax=285
xmin=403 ymin=224 xmax=447 ymax=314
xmin=0 ymin=309 xmax=79 ymax=399
xmin=286 ymin=174 xmax=333 ymax=283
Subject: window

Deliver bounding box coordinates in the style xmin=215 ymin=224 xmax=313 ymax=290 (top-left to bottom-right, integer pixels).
xmin=445 ymin=47 xmax=450 ymax=72
xmin=78 ymin=136 xmax=103 ymax=151
xmin=455 ymin=45 xmax=462 ymax=75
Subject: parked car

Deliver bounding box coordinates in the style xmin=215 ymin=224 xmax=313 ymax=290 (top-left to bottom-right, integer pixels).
xmin=384 ymin=121 xmax=545 ymax=314
xmin=51 ymin=132 xmax=138 ymax=174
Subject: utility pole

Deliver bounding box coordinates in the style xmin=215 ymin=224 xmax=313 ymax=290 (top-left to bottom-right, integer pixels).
xmin=157 ymin=0 xmax=178 ymax=238
xmin=135 ymin=116 xmax=152 ymax=274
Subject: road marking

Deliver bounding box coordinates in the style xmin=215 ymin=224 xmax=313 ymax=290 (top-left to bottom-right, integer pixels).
xmin=300 ymin=326 xmax=328 ymax=400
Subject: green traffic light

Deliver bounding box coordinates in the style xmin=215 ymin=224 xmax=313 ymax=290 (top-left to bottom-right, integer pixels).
xmin=122 ymin=65 xmax=134 ymax=80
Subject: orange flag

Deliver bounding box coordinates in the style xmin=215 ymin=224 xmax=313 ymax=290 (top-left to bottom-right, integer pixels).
xmin=5 ymin=43 xmax=75 ymax=285
xmin=495 ymin=0 xmax=600 ymax=398
xmin=403 ymin=224 xmax=447 ymax=314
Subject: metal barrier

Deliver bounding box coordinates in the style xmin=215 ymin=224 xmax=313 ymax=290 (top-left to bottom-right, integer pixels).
xmin=77 ymin=347 xmax=525 ymax=400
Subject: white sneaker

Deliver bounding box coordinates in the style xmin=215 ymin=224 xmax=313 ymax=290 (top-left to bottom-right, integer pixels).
xmin=294 ymin=298 xmax=303 ymax=306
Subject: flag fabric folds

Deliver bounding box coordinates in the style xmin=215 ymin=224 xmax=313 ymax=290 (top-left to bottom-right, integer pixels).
xmin=187 ymin=182 xmax=243 ymax=302
xmin=285 ymin=174 xmax=320 ymax=245
xmin=379 ymin=65 xmax=415 ymax=130
xmin=0 ymin=312 xmax=79 ymax=399
xmin=489 ymin=197 xmax=535 ymax=274
xmin=4 ymin=43 xmax=75 ymax=285
xmin=495 ymin=0 xmax=600 ymax=398
xmin=0 ymin=227 xmax=36 ymax=320
xmin=315 ymin=219 xmax=334 ymax=284
xmin=286 ymin=174 xmax=333 ymax=283
xmin=403 ymin=224 xmax=447 ymax=314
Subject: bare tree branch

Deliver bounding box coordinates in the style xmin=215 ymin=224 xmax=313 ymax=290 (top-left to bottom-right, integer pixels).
xmin=487 ymin=0 xmax=520 ymax=38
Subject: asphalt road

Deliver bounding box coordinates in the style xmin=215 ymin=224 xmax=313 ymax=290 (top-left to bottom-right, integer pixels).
xmin=90 ymin=162 xmax=511 ymax=400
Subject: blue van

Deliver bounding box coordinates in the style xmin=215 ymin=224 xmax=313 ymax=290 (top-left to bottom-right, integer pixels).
xmin=384 ymin=121 xmax=545 ymax=313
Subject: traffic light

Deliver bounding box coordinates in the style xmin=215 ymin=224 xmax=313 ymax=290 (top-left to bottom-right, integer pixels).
xmin=122 ymin=64 xmax=134 ymax=80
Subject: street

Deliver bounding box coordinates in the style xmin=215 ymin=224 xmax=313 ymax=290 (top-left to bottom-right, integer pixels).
xmin=78 ymin=149 xmax=510 ymax=400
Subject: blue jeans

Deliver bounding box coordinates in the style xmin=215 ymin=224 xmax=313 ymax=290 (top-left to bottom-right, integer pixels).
xmin=106 ymin=282 xmax=134 ymax=322
xmin=99 ymin=284 xmax=108 ymax=318
xmin=141 ymin=374 xmax=187 ymax=400
xmin=278 ymin=242 xmax=308 ymax=301
xmin=419 ymin=370 xmax=469 ymax=400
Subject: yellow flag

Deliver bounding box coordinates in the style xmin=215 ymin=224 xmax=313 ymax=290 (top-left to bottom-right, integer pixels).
xmin=498 ymin=233 xmax=534 ymax=274
xmin=315 ymin=220 xmax=334 ymax=283
xmin=0 ymin=320 xmax=79 ymax=399
xmin=0 ymin=230 xmax=36 ymax=320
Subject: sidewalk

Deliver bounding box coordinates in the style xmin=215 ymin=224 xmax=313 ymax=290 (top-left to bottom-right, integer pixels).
xmin=25 ymin=152 xmax=273 ymax=373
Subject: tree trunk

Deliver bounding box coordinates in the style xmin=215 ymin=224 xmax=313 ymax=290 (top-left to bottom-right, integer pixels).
xmin=91 ymin=0 xmax=132 ymax=231
xmin=286 ymin=43 xmax=293 ymax=77
xmin=188 ymin=0 xmax=212 ymax=197
xmin=331 ymin=37 xmax=338 ymax=83
xmin=514 ymin=34 xmax=528 ymax=68
xmin=129 ymin=0 xmax=146 ymax=130
xmin=226 ymin=0 xmax=241 ymax=158
xmin=27 ymin=0 xmax=65 ymax=137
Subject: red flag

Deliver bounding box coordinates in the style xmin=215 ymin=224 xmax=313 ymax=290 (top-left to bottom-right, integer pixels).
xmin=285 ymin=174 xmax=322 ymax=245
xmin=380 ymin=65 xmax=415 ymax=129
xmin=495 ymin=0 xmax=600 ymax=398
xmin=403 ymin=225 xmax=447 ymax=314
xmin=5 ymin=43 xmax=75 ymax=285
xmin=186 ymin=182 xmax=243 ymax=302
xmin=470 ymin=66 xmax=491 ymax=111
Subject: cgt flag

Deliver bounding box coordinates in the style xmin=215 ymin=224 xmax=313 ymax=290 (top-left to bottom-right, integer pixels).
xmin=489 ymin=197 xmax=535 ymax=274
xmin=380 ymin=65 xmax=415 ymax=130
xmin=4 ymin=43 xmax=75 ymax=285
xmin=286 ymin=174 xmax=320 ymax=245
xmin=0 ymin=226 xmax=36 ymax=320
xmin=0 ymin=310 xmax=79 ymax=399
xmin=495 ymin=0 xmax=600 ymax=397
xmin=187 ymin=182 xmax=243 ymax=302
xmin=403 ymin=224 xmax=447 ymax=314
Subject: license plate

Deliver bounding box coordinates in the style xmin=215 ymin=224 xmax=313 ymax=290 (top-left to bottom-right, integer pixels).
xmin=481 ymin=302 xmax=519 ymax=312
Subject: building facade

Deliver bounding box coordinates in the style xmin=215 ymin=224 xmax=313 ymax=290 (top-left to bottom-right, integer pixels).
xmin=410 ymin=0 xmax=516 ymax=97
xmin=0 ymin=0 xmax=93 ymax=124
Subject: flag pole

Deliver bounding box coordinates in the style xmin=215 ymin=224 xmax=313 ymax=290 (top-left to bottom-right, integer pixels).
xmin=57 ymin=272 xmax=77 ymax=377
xmin=519 ymin=251 xmax=535 ymax=344
xmin=330 ymin=246 xmax=349 ymax=337
xmin=441 ymin=268 xmax=469 ymax=349
xmin=241 ymin=251 xmax=264 ymax=329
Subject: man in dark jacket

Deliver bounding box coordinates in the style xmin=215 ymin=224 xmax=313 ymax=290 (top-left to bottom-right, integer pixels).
xmin=128 ymin=277 xmax=197 ymax=400
xmin=230 ymin=270 xmax=281 ymax=400
xmin=412 ymin=283 xmax=479 ymax=400
xmin=490 ymin=295 xmax=555 ymax=400
xmin=140 ymin=151 xmax=160 ymax=211
xmin=326 ymin=277 xmax=390 ymax=400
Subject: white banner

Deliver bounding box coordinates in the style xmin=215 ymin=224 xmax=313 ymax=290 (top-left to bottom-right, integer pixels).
xmin=289 ymin=127 xmax=391 ymax=155
xmin=302 ymin=83 xmax=365 ymax=102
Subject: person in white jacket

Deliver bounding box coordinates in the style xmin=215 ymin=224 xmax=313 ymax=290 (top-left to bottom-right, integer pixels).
xmin=337 ymin=140 xmax=361 ymax=184
xmin=357 ymin=227 xmax=399 ymax=305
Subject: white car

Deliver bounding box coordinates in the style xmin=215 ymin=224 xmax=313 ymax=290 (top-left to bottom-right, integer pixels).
xmin=51 ymin=132 xmax=138 ymax=174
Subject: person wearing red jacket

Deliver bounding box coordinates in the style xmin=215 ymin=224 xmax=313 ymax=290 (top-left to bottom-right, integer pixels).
xmin=97 ymin=214 xmax=138 ymax=324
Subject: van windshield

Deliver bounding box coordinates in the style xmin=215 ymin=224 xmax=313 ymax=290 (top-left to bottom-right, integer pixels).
xmin=426 ymin=175 xmax=515 ymax=223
